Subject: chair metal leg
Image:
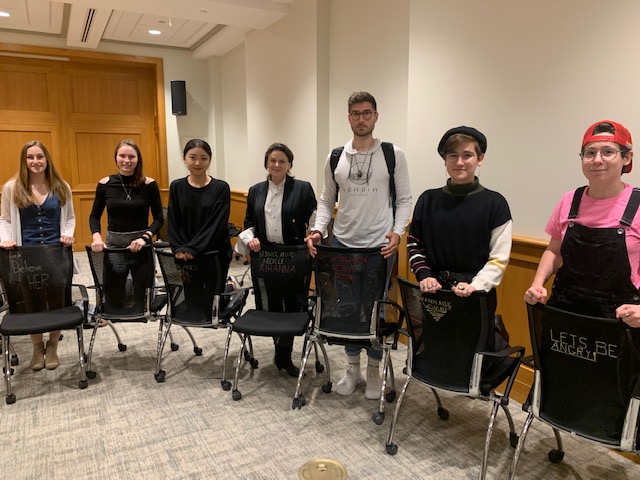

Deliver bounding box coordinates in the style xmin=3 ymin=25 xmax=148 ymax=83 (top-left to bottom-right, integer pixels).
xmin=178 ymin=326 xmax=201 ymax=355
xmin=480 ymin=400 xmax=500 ymax=479
xmin=85 ymin=321 xmax=100 ymax=379
xmin=292 ymin=339 xmax=315 ymax=409
xmin=154 ymin=319 xmax=171 ymax=382
xmin=76 ymin=325 xmax=88 ymax=389
xmin=231 ymin=334 xmax=249 ymax=401
xmin=499 ymin=401 xmax=519 ymax=448
xmin=105 ymin=321 xmax=126 ymax=352
xmin=2 ymin=335 xmax=15 ymax=404
xmin=508 ymin=411 xmax=534 ymax=480
xmin=430 ymin=387 xmax=448 ymax=420
xmin=373 ymin=349 xmax=392 ymax=425
xmin=385 ymin=375 xmax=412 ymax=455
xmin=220 ymin=327 xmax=234 ymax=390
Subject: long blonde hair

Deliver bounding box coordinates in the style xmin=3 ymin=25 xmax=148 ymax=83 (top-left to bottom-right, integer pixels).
xmin=13 ymin=140 xmax=71 ymax=208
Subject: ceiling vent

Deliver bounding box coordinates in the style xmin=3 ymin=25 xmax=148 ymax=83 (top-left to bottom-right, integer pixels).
xmin=67 ymin=6 xmax=112 ymax=49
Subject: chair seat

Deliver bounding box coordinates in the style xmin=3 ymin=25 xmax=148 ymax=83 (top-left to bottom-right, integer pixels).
xmin=0 ymin=306 xmax=83 ymax=335
xmin=232 ymin=309 xmax=310 ymax=337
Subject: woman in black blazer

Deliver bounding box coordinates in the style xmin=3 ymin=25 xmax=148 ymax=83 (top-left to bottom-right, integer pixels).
xmin=238 ymin=143 xmax=317 ymax=376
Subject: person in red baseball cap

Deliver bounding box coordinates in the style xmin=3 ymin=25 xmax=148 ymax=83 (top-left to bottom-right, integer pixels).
xmin=525 ymin=120 xmax=640 ymax=327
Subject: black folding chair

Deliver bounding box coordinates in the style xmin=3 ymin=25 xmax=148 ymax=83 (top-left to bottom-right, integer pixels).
xmin=0 ymin=245 xmax=88 ymax=404
xmin=294 ymin=245 xmax=403 ymax=420
xmin=84 ymin=245 xmax=165 ymax=379
xmin=509 ymin=303 xmax=640 ymax=478
xmin=154 ymin=249 xmax=248 ymax=383
xmin=386 ymin=278 xmax=524 ymax=479
xmin=225 ymin=244 xmax=316 ymax=402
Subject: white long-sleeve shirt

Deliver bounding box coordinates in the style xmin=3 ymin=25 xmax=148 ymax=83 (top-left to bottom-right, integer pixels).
xmin=311 ymin=138 xmax=412 ymax=248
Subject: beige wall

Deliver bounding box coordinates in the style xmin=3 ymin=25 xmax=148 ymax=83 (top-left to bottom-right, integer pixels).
xmin=5 ymin=0 xmax=640 ymax=240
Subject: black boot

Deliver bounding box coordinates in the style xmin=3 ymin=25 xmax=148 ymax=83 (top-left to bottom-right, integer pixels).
xmin=274 ymin=344 xmax=300 ymax=377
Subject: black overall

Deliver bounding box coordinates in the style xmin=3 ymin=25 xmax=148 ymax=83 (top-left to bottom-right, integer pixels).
xmin=548 ymin=186 xmax=640 ymax=318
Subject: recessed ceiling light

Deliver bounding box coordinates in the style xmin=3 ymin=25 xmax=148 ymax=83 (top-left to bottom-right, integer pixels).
xmin=148 ymin=29 xmax=162 ymax=35
xmin=0 ymin=11 xmax=11 ymax=17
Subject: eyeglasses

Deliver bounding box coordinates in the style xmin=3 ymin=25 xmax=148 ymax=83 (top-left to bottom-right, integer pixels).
xmin=580 ymin=148 xmax=621 ymax=161
xmin=349 ymin=110 xmax=376 ymax=120
xmin=445 ymin=152 xmax=477 ymax=162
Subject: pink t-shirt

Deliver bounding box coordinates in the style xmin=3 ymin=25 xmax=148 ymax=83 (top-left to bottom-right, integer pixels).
xmin=545 ymin=184 xmax=640 ymax=288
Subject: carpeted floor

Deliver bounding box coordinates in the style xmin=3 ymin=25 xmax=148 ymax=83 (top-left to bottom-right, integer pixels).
xmin=0 ymin=255 xmax=638 ymax=479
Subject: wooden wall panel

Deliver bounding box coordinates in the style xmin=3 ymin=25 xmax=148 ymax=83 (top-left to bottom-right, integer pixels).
xmin=0 ymin=44 xmax=166 ymax=249
xmin=0 ymin=128 xmax=56 ymax=186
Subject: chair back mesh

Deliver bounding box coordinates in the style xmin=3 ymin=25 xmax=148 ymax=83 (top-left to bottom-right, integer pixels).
xmin=398 ymin=277 xmax=490 ymax=392
xmin=0 ymin=244 xmax=73 ymax=313
xmin=250 ymin=244 xmax=312 ymax=313
xmin=314 ymin=245 xmax=386 ymax=336
xmin=86 ymin=245 xmax=155 ymax=317
xmin=529 ymin=303 xmax=640 ymax=446
xmin=155 ymin=250 xmax=224 ymax=323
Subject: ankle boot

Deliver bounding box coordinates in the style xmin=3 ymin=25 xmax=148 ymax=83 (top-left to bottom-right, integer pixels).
xmin=336 ymin=355 xmax=364 ymax=396
xmin=365 ymin=358 xmax=382 ymax=400
xmin=274 ymin=344 xmax=300 ymax=377
xmin=45 ymin=342 xmax=60 ymax=370
xmin=30 ymin=341 xmax=45 ymax=371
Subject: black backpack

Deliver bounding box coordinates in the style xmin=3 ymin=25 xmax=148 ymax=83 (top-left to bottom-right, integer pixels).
xmin=329 ymin=142 xmax=396 ymax=206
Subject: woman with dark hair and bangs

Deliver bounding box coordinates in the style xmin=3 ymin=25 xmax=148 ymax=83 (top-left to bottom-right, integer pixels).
xmin=0 ymin=140 xmax=76 ymax=370
xmin=89 ymin=139 xmax=163 ymax=252
xmin=236 ymin=142 xmax=317 ymax=376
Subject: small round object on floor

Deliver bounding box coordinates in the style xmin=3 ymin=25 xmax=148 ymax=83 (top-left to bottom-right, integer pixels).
xmin=292 ymin=395 xmax=306 ymax=410
xmin=232 ymin=390 xmax=242 ymax=401
xmin=298 ymin=458 xmax=348 ymax=480
xmin=194 ymin=347 xmax=203 ymax=356
xmin=385 ymin=391 xmax=396 ymax=403
xmin=155 ymin=370 xmax=166 ymax=383
xmin=6 ymin=393 xmax=16 ymax=405
xmin=118 ymin=343 xmax=127 ymax=352
xmin=86 ymin=370 xmax=97 ymax=379
xmin=249 ymin=358 xmax=259 ymax=369
xmin=385 ymin=443 xmax=398 ymax=456
xmin=10 ymin=355 xmax=18 ymax=366
xmin=372 ymin=412 xmax=384 ymax=425
xmin=170 ymin=343 xmax=179 ymax=352
xmin=510 ymin=432 xmax=519 ymax=448
xmin=79 ymin=379 xmax=88 ymax=389
xmin=315 ymin=361 xmax=324 ymax=373
xmin=221 ymin=380 xmax=231 ymax=391
xmin=437 ymin=407 xmax=449 ymax=420
xmin=548 ymin=449 xmax=564 ymax=463
xmin=321 ymin=382 xmax=332 ymax=394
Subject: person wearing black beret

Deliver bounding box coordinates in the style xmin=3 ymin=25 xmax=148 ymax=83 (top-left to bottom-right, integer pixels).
xmin=408 ymin=126 xmax=512 ymax=349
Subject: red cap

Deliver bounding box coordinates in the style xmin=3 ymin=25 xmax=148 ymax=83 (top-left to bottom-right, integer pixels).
xmin=582 ymin=120 xmax=633 ymax=173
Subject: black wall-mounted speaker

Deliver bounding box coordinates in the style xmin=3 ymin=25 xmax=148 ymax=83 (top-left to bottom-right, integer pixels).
xmin=171 ymin=80 xmax=187 ymax=116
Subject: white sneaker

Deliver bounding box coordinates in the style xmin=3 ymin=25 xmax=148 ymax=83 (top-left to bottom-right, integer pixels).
xmin=335 ymin=365 xmax=364 ymax=396
xmin=364 ymin=365 xmax=382 ymax=400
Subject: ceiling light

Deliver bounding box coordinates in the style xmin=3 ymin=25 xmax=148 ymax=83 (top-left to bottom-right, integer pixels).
xmin=148 ymin=29 xmax=161 ymax=35
xmin=0 ymin=11 xmax=11 ymax=17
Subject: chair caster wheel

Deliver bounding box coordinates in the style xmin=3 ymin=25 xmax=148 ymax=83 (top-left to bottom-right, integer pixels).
xmin=315 ymin=361 xmax=324 ymax=373
xmin=155 ymin=370 xmax=166 ymax=383
xmin=510 ymin=432 xmax=519 ymax=448
xmin=548 ymin=449 xmax=564 ymax=463
xmin=385 ymin=391 xmax=396 ymax=403
xmin=386 ymin=443 xmax=398 ymax=455
xmin=243 ymin=351 xmax=251 ymax=361
xmin=6 ymin=393 xmax=16 ymax=405
xmin=437 ymin=407 xmax=449 ymax=420
xmin=292 ymin=395 xmax=306 ymax=409
xmin=4 ymin=367 xmax=14 ymax=375
xmin=10 ymin=355 xmax=18 ymax=366
xmin=194 ymin=347 xmax=203 ymax=356
xmin=249 ymin=358 xmax=259 ymax=369
xmin=118 ymin=343 xmax=127 ymax=352
xmin=372 ymin=412 xmax=385 ymax=425
xmin=232 ymin=390 xmax=242 ymax=401
xmin=79 ymin=379 xmax=88 ymax=389
xmin=322 ymin=382 xmax=332 ymax=394
xmin=86 ymin=370 xmax=97 ymax=379
xmin=221 ymin=380 xmax=231 ymax=391
xmin=170 ymin=343 xmax=179 ymax=352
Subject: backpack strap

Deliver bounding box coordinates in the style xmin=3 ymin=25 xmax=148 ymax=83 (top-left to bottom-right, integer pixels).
xmin=330 ymin=147 xmax=345 ymax=203
xmin=330 ymin=142 xmax=396 ymax=206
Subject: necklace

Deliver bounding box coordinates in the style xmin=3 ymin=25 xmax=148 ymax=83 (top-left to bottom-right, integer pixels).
xmin=349 ymin=139 xmax=375 ymax=182
xmin=119 ymin=175 xmax=132 ymax=201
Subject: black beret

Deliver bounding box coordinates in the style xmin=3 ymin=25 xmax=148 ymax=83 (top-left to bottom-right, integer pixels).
xmin=437 ymin=126 xmax=487 ymax=157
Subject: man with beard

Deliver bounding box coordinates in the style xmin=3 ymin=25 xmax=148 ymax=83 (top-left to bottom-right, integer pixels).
xmin=306 ymin=91 xmax=412 ymax=399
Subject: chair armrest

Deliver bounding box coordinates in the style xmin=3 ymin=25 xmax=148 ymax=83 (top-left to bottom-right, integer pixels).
xmin=72 ymin=283 xmax=90 ymax=320
xmin=480 ymin=345 xmax=525 ymax=359
xmin=520 ymin=354 xmax=535 ymax=369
